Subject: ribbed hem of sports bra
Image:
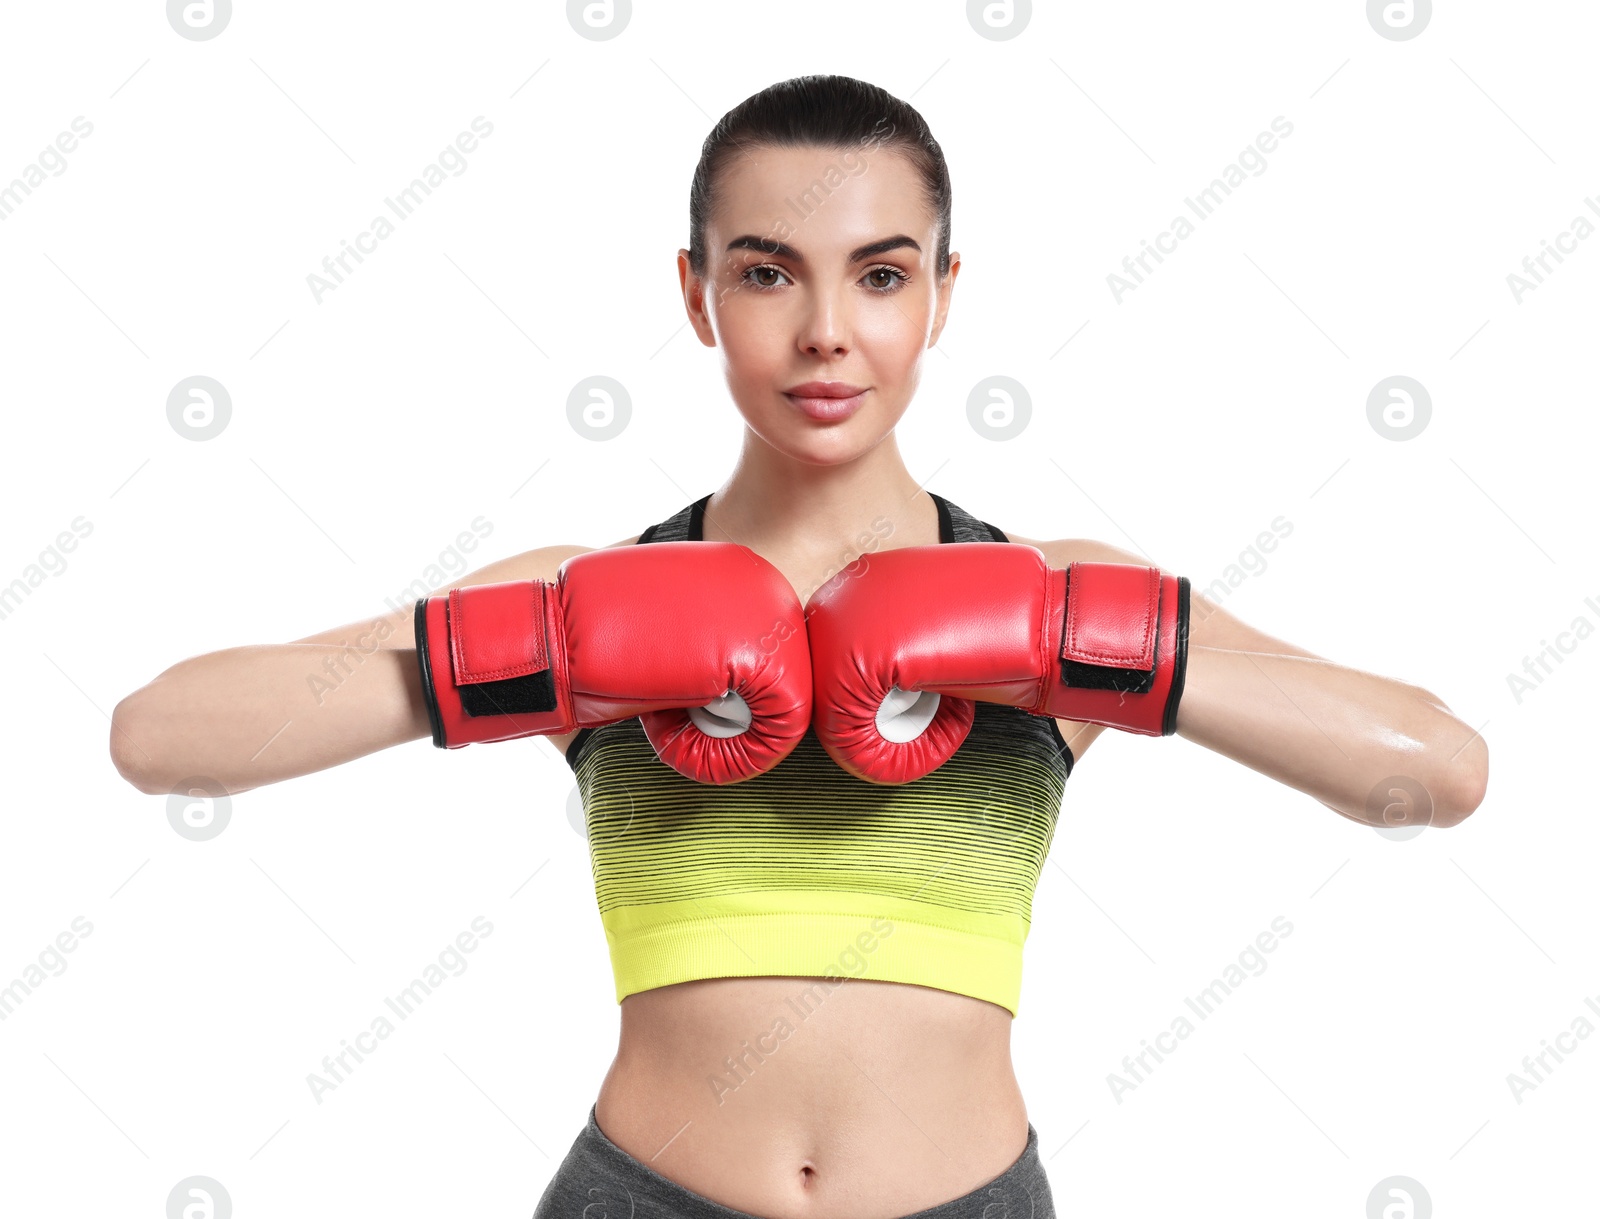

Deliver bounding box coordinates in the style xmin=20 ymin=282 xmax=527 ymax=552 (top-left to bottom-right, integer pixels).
xmin=603 ymin=904 xmax=1029 ymax=1018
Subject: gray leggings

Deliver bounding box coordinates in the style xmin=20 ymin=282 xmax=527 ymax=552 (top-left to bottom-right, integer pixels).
xmin=532 ymin=1105 xmax=1054 ymax=1219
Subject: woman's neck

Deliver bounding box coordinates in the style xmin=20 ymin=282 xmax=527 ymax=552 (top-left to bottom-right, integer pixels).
xmin=701 ymin=431 xmax=937 ymax=556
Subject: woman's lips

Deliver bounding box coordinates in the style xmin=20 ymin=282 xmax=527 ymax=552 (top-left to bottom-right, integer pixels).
xmin=783 ymin=389 xmax=867 ymax=421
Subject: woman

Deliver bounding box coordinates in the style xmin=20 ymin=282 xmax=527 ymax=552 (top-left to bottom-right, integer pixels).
xmin=111 ymin=75 xmax=1488 ymax=1218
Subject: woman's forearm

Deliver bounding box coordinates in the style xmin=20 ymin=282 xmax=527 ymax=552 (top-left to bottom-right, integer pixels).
xmin=1175 ymin=645 xmax=1489 ymax=828
xmin=110 ymin=640 xmax=430 ymax=796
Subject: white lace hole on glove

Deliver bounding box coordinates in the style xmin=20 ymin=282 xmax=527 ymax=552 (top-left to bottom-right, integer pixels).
xmin=876 ymin=685 xmax=940 ymax=743
xmin=687 ymin=688 xmax=752 ymax=738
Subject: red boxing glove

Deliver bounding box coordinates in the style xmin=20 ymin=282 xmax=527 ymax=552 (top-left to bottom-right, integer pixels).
xmin=806 ymin=543 xmax=1190 ymax=784
xmin=414 ymin=541 xmax=812 ymax=784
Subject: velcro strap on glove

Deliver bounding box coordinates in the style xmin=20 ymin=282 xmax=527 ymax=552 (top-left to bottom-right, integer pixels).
xmin=1059 ymin=562 xmax=1161 ymax=694
xmin=446 ymin=581 xmax=558 ymax=719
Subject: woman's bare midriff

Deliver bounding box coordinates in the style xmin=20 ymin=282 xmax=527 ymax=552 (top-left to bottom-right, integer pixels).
xmin=592 ymin=975 xmax=1029 ymax=1219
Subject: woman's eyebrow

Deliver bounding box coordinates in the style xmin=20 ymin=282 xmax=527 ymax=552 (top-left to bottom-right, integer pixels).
xmin=724 ymin=234 xmax=922 ymax=263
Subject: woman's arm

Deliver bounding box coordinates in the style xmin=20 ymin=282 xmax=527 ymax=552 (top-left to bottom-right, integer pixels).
xmin=1010 ymin=534 xmax=1489 ymax=829
xmin=108 ymin=543 xmax=597 ymax=797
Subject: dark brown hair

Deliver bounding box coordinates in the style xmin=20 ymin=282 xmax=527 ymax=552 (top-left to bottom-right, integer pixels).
xmin=687 ymin=74 xmax=953 ymax=280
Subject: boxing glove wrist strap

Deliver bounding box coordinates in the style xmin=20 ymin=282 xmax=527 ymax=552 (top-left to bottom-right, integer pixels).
xmin=415 ymin=580 xmax=572 ymax=748
xmin=1043 ymin=562 xmax=1190 ymax=736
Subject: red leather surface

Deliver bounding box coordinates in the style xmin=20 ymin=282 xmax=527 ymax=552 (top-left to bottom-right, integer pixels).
xmin=807 ymin=543 xmax=1185 ymax=783
xmin=448 ymin=582 xmax=547 ymax=683
xmin=1061 ymin=563 xmax=1159 ymax=671
xmin=423 ymin=541 xmax=811 ymax=782
xmin=807 ymin=543 xmax=1051 ymax=783
xmin=1041 ymin=570 xmax=1182 ymax=734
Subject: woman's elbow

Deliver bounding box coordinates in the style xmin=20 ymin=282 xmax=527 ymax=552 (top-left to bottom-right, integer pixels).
xmin=109 ymin=693 xmax=168 ymax=796
xmin=1427 ymin=718 xmax=1489 ymax=829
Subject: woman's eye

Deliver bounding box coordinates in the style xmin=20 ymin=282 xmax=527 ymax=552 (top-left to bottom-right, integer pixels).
xmin=864 ymin=266 xmax=910 ymax=292
xmin=743 ymin=265 xmax=788 ymax=290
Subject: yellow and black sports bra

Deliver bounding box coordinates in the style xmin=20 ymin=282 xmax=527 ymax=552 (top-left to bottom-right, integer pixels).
xmin=566 ymin=493 xmax=1074 ymax=1017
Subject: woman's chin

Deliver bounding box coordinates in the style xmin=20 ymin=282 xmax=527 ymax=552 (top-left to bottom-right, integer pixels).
xmin=770 ymin=422 xmax=883 ymax=466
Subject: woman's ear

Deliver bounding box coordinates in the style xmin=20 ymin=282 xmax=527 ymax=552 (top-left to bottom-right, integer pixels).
xmin=678 ymin=249 xmax=718 ymax=348
xmin=928 ymin=251 xmax=961 ymax=348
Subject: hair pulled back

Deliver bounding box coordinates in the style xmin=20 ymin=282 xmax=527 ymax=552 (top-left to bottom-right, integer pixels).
xmin=687 ymin=74 xmax=952 ymax=280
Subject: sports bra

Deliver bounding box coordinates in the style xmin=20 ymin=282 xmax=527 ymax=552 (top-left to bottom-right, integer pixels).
xmin=565 ymin=493 xmax=1074 ymax=1017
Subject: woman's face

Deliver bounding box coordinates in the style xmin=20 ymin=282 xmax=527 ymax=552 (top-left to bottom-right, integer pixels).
xmin=679 ymin=143 xmax=959 ymax=465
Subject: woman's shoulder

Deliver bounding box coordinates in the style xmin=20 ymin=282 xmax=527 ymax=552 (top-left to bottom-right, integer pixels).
xmin=999 ymin=530 xmax=1145 ymax=567
xmin=473 ymin=537 xmax=628 ymax=581
xmin=489 ymin=532 xmax=642 ymax=579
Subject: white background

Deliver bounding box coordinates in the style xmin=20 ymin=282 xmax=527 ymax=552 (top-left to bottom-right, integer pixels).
xmin=1 ymin=1 xmax=1593 ymax=1215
